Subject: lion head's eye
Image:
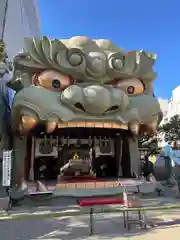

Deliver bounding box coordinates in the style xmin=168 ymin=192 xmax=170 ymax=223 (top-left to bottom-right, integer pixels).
xmin=32 ymin=70 xmax=73 ymax=91
xmin=114 ymin=78 xmax=145 ymax=95
xmin=52 ymin=79 xmax=61 ymax=88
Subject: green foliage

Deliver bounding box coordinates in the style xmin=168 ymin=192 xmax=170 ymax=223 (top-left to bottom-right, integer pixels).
xmin=160 ymin=114 xmax=180 ymax=144
xmin=139 ymin=114 xmax=180 ymax=154
xmin=0 ymin=39 xmax=5 ymax=61
xmin=138 ymin=128 xmax=161 ymax=155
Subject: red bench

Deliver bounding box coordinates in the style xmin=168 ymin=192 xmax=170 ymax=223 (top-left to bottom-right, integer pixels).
xmin=77 ymin=197 xmax=124 ymax=235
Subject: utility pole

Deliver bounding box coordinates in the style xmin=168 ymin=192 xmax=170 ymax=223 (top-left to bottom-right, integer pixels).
xmin=1 ymin=0 xmax=9 ymax=40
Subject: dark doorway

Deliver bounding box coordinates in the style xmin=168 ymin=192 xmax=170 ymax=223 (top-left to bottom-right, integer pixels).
xmin=94 ymin=155 xmax=117 ymax=178
xmin=34 ymin=157 xmax=58 ymax=181
xmin=91 ymin=134 xmax=131 ymax=179
xmin=46 ymin=157 xmax=59 ymax=180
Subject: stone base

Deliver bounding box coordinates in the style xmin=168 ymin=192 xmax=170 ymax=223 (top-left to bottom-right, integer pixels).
xmin=0 ymin=197 xmax=9 ymax=211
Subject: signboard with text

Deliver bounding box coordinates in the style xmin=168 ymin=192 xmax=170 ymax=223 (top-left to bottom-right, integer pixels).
xmin=2 ymin=150 xmax=12 ymax=187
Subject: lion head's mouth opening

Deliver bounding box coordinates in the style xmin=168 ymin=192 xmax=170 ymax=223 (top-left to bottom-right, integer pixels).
xmin=18 ymin=116 xmax=158 ymax=138
xmin=32 ymin=121 xmax=129 ymax=138
xmin=29 ymin=121 xmax=131 ymax=189
xmin=17 ymin=112 xmax=159 ymax=138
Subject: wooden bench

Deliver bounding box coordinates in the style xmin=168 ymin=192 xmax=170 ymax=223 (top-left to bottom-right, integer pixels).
xmin=77 ymin=197 xmax=124 ymax=235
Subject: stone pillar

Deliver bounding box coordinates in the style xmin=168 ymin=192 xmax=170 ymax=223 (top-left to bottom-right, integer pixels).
xmin=128 ymin=138 xmax=140 ymax=176
xmin=115 ymin=135 xmax=123 ymax=177
xmin=12 ymin=136 xmax=27 ymax=185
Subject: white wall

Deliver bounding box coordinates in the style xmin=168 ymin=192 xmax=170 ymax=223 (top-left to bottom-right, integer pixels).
xmin=158 ymin=98 xmax=169 ymax=115
xmin=167 ymin=86 xmax=180 ymax=119
xmin=172 ymin=85 xmax=180 ymax=101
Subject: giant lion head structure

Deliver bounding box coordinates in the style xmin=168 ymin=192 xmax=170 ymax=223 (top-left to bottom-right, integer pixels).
xmin=8 ymin=36 xmax=162 ymax=136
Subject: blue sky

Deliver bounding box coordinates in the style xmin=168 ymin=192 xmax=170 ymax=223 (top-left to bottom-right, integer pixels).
xmin=38 ymin=0 xmax=180 ymax=100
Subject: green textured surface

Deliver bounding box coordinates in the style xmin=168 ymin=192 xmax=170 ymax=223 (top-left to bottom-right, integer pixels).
xmin=8 ymin=36 xmax=162 ymax=195
xmin=10 ymin=36 xmax=162 ymax=127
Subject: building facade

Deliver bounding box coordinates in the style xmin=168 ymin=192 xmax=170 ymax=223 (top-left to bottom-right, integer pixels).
xmin=158 ymin=86 xmax=180 ymax=147
xmin=158 ymin=98 xmax=169 ymax=122
xmin=167 ymin=86 xmax=180 ymax=119
xmin=159 ymin=86 xmax=180 ymax=124
xmin=0 ymin=0 xmax=41 ymax=60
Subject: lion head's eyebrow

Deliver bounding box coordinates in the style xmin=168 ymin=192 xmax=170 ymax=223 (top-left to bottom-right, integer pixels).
xmin=8 ymin=36 xmax=157 ymax=91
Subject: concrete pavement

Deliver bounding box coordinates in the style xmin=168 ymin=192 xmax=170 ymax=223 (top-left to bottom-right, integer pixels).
xmin=2 ymin=196 xmax=180 ymax=220
xmin=0 ymin=211 xmax=180 ymax=239
xmin=0 ymin=195 xmax=180 ymax=239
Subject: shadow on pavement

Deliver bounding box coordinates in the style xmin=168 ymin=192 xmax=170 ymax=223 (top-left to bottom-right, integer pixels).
xmin=1 ymin=212 xmax=180 ymax=239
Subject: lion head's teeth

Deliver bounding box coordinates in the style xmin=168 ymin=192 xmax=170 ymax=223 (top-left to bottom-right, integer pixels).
xmin=57 ymin=121 xmax=128 ymax=130
xmin=46 ymin=121 xmax=57 ymax=133
xmin=21 ymin=116 xmax=37 ymax=133
xmin=147 ymin=116 xmax=158 ymax=133
xmin=128 ymin=121 xmax=140 ymax=136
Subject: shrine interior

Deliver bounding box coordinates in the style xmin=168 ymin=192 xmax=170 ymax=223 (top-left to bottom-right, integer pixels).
xmin=25 ymin=124 xmax=132 ymax=182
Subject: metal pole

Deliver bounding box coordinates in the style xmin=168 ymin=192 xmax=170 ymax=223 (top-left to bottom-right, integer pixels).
xmin=1 ymin=0 xmax=8 ymax=40
xmin=89 ymin=207 xmax=93 ymax=235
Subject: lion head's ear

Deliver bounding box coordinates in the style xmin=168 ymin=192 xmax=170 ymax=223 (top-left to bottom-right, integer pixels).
xmin=140 ymin=49 xmax=157 ymax=60
xmin=6 ymin=80 xmax=23 ymax=92
xmin=6 ymin=69 xmax=24 ymax=92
